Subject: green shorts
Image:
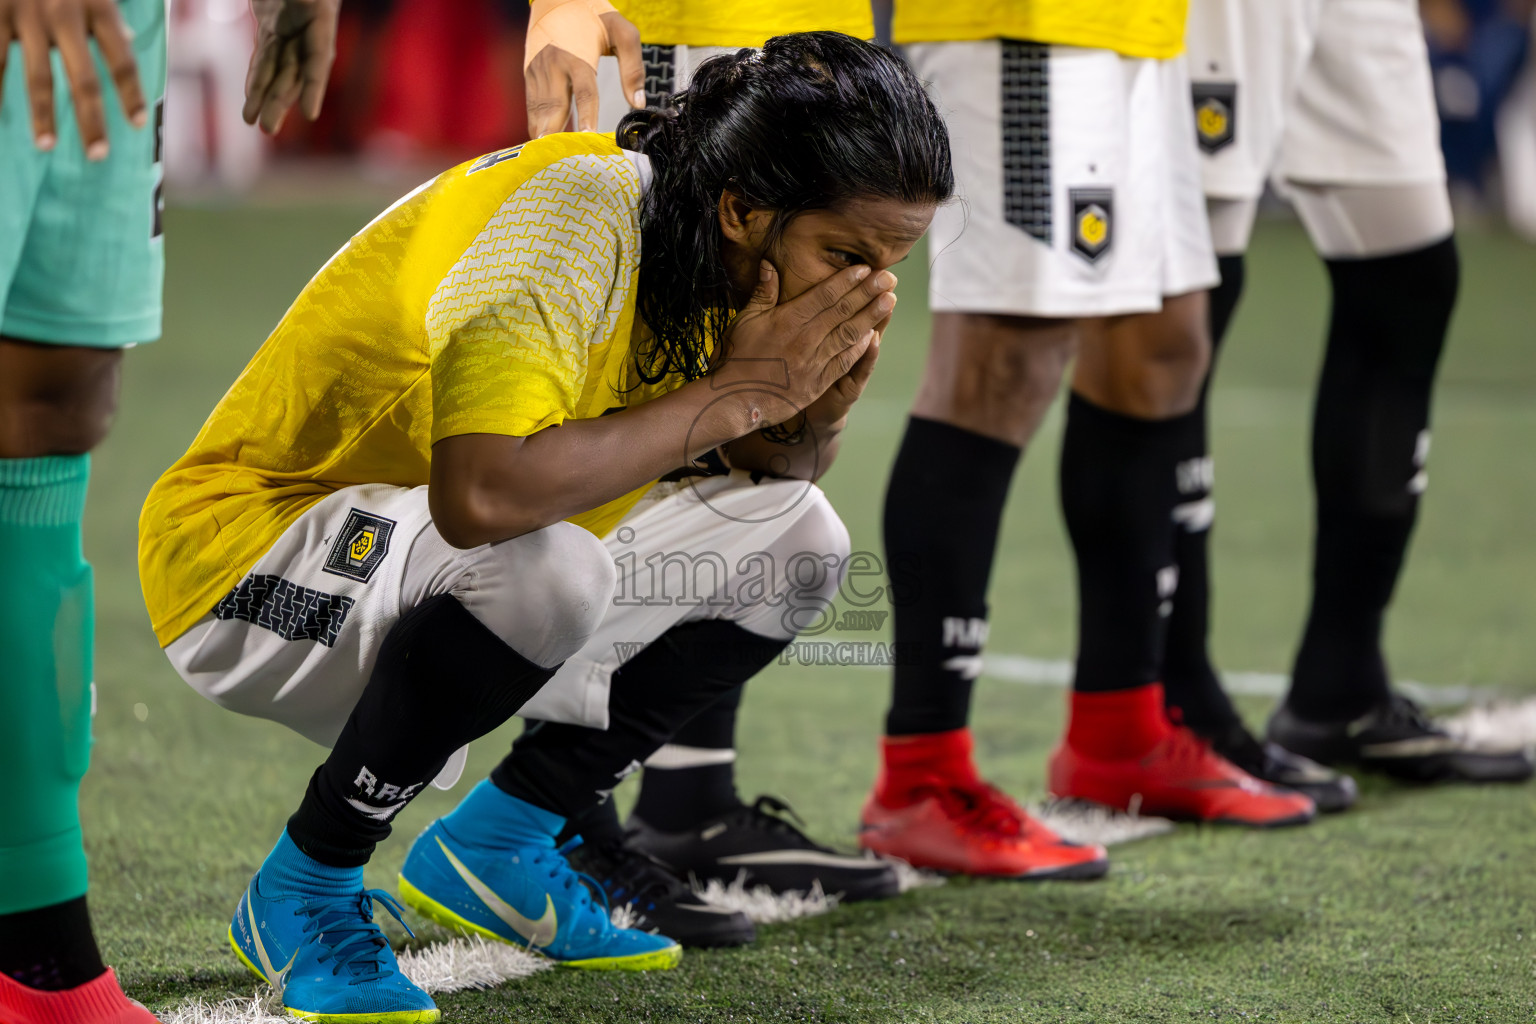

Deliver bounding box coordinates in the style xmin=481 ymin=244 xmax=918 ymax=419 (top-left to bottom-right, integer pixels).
xmin=0 ymin=0 xmax=166 ymax=348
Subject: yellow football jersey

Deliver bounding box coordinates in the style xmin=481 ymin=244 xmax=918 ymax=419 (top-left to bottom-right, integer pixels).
xmin=139 ymin=133 xmax=680 ymax=647
xmin=613 ymin=0 xmax=873 ymax=47
xmin=892 ymin=0 xmax=1189 ymax=59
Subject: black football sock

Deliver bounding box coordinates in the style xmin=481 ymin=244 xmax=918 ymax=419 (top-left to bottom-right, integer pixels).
xmin=287 ymin=594 xmax=557 ymax=867
xmin=493 ymin=620 xmax=788 ymax=819
xmin=630 ymin=683 xmax=745 ymax=831
xmin=1060 ymin=393 xmax=1189 ymax=694
xmin=0 ymin=897 xmax=105 ymax=991
xmin=1161 ymin=254 xmax=1245 ymax=734
xmin=1288 ymin=237 xmax=1458 ymax=722
xmin=883 ymin=417 xmax=1021 ymax=736
xmin=1207 ymin=253 xmax=1247 ymax=349
xmin=558 ymin=796 xmax=626 ymax=848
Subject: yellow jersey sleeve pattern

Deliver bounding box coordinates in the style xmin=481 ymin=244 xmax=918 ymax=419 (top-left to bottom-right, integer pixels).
xmin=426 ymin=153 xmax=643 ymax=444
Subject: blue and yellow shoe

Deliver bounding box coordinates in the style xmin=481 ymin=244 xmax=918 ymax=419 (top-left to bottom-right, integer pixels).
xmin=398 ymin=800 xmax=682 ymax=971
xmin=229 ymin=873 xmax=439 ymax=1023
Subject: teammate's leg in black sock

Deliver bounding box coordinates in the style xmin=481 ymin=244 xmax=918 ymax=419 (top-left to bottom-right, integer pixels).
xmin=1288 ymin=237 xmax=1458 ymax=721
xmin=493 ymin=621 xmax=789 ymax=818
xmin=0 ymin=897 xmax=104 ymax=991
xmin=287 ymin=594 xmax=557 ymax=866
xmin=1060 ymin=393 xmax=1190 ymax=694
xmin=631 ymin=684 xmax=745 ymax=831
xmin=559 ymin=795 xmax=626 ymax=848
xmin=884 ymin=417 xmax=1021 ymax=735
xmin=1162 ymin=255 xmax=1245 ymax=733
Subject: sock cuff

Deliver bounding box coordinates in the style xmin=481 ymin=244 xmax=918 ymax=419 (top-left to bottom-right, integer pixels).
xmin=896 ymin=417 xmax=1022 ymax=492
xmin=1066 ymin=392 xmax=1198 ymax=436
xmin=449 ymin=778 xmax=565 ymax=849
xmin=644 ymin=744 xmax=737 ymax=769
xmin=0 ymin=455 xmax=90 ymax=526
xmin=879 ymin=728 xmax=980 ymax=780
xmin=0 ymin=966 xmax=129 ymax=1023
xmin=1066 ymin=683 xmax=1173 ymax=760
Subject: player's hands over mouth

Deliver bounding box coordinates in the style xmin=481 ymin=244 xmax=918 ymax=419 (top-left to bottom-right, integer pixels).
xmin=243 ymin=0 xmax=341 ymax=135
xmin=525 ymin=0 xmax=644 ymax=137
xmin=0 ymin=0 xmax=147 ymax=157
xmin=716 ymin=262 xmax=897 ymax=427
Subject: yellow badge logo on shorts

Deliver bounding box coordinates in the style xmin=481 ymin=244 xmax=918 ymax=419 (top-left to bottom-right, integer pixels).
xmin=324 ymin=508 xmax=397 ymax=584
xmin=1069 ymin=188 xmax=1113 ymax=265
xmin=1192 ymin=82 xmax=1237 ymax=154
xmin=349 ymin=528 xmax=376 ymax=564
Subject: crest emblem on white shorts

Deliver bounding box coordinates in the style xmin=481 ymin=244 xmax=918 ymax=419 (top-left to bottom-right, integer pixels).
xmin=324 ymin=508 xmax=397 ymax=583
xmin=1069 ymin=188 xmax=1114 ymax=264
xmin=1192 ymin=82 xmax=1237 ymax=154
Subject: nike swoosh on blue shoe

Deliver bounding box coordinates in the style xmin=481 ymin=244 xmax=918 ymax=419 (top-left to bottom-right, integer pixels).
xmin=398 ymin=818 xmax=682 ymax=971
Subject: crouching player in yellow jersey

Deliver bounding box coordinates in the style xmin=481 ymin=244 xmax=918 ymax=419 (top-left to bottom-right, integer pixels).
xmin=520 ymin=0 xmax=908 ymax=950
xmin=138 ymin=32 xmax=951 ymax=1022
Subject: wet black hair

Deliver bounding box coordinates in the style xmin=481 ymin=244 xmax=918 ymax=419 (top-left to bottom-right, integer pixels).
xmin=616 ymin=31 xmax=954 ymax=385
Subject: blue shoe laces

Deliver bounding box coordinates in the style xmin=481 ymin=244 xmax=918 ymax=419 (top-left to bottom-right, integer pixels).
xmin=301 ymin=889 xmax=416 ymax=982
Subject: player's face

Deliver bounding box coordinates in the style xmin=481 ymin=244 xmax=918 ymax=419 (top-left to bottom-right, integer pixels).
xmin=720 ymin=196 xmax=934 ymax=307
xmin=764 ymin=199 xmax=934 ymax=304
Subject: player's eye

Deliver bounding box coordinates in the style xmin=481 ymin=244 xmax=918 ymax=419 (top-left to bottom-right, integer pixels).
xmin=829 ymin=249 xmax=866 ymax=266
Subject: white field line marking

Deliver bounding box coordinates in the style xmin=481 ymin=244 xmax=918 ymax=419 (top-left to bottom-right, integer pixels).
xmin=161 ymin=937 xmax=550 ymax=1024
xmin=816 ymin=638 xmax=1502 ymax=709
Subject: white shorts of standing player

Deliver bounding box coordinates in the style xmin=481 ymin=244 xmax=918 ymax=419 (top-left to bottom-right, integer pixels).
xmin=165 ymin=471 xmax=849 ymax=787
xmin=593 ymin=43 xmax=738 ymax=133
xmin=905 ymin=40 xmax=1218 ymax=318
xmin=1186 ymin=0 xmax=1455 ymax=257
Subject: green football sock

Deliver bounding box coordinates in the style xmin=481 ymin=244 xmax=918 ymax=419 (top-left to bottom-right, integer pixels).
xmin=0 ymin=455 xmax=94 ymax=914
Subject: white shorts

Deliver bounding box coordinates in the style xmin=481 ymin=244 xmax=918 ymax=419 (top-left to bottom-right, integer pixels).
xmin=163 ymin=472 xmax=848 ymax=758
xmin=1186 ymin=0 xmax=1447 ymax=198
xmin=906 ymin=41 xmax=1218 ymax=319
xmin=593 ymin=44 xmax=735 ymax=133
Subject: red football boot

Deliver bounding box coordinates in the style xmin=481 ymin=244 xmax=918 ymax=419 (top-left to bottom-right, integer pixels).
xmin=859 ymin=728 xmax=1109 ymax=879
xmin=0 ymin=968 xmax=160 ymax=1024
xmin=1049 ymin=684 xmax=1316 ymax=828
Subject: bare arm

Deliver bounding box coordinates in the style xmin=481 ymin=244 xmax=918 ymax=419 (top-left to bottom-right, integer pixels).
xmin=430 ymin=263 xmax=896 ymax=547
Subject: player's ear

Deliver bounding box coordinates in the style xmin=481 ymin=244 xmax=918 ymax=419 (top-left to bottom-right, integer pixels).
xmin=716 ymin=188 xmax=756 ymax=248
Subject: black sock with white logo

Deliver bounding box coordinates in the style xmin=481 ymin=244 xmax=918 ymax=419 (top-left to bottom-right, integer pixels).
xmin=1060 ymin=393 xmax=1188 ymax=694
xmin=1289 ymin=238 xmax=1458 ymax=722
xmin=492 ymin=621 xmax=786 ymax=819
xmin=1161 ymin=254 xmax=1245 ymax=734
xmin=630 ymin=683 xmax=745 ymax=832
xmin=287 ymin=594 xmax=556 ymax=867
xmin=883 ymin=417 xmax=1021 ymax=736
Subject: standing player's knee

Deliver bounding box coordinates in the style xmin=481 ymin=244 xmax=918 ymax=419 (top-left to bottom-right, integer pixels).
xmin=916 ymin=313 xmax=1076 ymax=446
xmin=0 ymin=343 xmax=123 ymax=457
xmin=1075 ymin=295 xmax=1211 ymax=418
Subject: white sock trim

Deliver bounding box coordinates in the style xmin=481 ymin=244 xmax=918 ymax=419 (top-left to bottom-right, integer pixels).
xmin=644 ymin=744 xmax=738 ymax=769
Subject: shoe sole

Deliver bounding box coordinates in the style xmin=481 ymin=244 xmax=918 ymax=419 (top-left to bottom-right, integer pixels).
xmin=228 ymin=927 xmax=441 ymax=1024
xmin=858 ymin=837 xmax=1110 ymax=881
xmin=397 ymin=876 xmax=683 ymax=972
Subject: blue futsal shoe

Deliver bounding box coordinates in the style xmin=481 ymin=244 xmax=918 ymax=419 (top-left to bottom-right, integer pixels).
xmin=397 ymin=783 xmax=682 ymax=971
xmin=229 ymin=873 xmax=438 ymax=1023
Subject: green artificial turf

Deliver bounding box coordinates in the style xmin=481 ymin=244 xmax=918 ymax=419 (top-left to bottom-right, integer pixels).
xmin=82 ymin=203 xmax=1536 ymax=1022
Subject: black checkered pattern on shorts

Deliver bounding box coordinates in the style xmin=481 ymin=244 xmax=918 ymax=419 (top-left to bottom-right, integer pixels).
xmin=1001 ymin=40 xmax=1050 ymax=243
xmin=643 ymin=44 xmax=678 ymax=109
